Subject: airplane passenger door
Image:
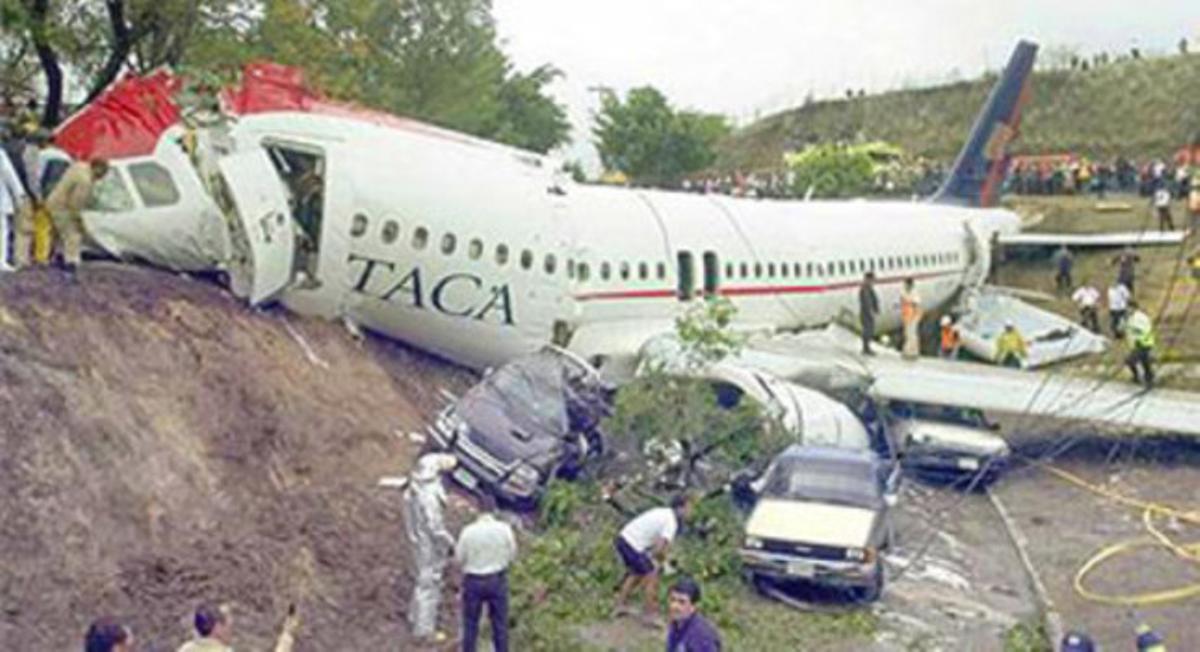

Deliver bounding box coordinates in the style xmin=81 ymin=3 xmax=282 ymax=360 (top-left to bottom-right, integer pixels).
xmin=677 ymin=251 xmax=696 ymax=300
xmin=216 ymin=150 xmax=296 ymax=305
xmin=702 ymin=251 xmax=720 ymax=296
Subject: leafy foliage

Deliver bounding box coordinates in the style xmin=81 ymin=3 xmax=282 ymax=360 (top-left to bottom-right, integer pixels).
xmin=2 ymin=0 xmax=571 ymax=153
xmin=783 ymin=143 xmax=876 ymax=198
xmin=593 ymin=86 xmax=730 ymax=186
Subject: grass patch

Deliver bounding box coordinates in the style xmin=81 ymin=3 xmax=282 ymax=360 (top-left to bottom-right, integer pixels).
xmin=1003 ymin=618 xmax=1052 ymax=652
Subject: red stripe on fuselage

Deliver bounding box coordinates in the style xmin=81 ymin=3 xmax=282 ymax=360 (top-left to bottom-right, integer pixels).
xmin=573 ymin=270 xmax=959 ymax=302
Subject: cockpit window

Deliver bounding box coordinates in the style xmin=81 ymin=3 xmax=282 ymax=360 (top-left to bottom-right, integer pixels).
xmin=127 ymin=162 xmax=181 ymax=207
xmin=87 ymin=168 xmax=136 ymax=213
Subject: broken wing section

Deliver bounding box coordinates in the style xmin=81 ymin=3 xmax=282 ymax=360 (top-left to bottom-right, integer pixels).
xmin=956 ymin=287 xmax=1107 ymax=368
xmin=733 ymin=325 xmax=1200 ymax=437
xmin=215 ymin=149 xmax=296 ymax=305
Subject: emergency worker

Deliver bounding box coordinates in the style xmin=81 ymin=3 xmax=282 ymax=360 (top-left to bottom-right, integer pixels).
xmin=402 ymin=453 xmax=458 ymax=642
xmin=1124 ymin=301 xmax=1156 ymax=388
xmin=994 ymin=321 xmax=1028 ymax=368
xmin=939 ymin=315 xmax=960 ymax=359
xmin=900 ymin=278 xmax=922 ymax=359
xmin=1071 ymin=282 xmax=1102 ymax=333
xmin=1059 ymin=630 xmax=1095 ymax=652
xmin=13 ymin=127 xmax=48 ymax=267
xmin=44 ymin=158 xmax=108 ymax=272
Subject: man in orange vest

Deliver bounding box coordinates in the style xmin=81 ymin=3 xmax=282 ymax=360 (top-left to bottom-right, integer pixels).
xmin=939 ymin=316 xmax=961 ymax=359
xmin=901 ymin=278 xmax=922 ymax=359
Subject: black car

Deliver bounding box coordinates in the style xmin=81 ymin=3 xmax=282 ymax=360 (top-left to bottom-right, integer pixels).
xmin=428 ymin=346 xmax=614 ymax=507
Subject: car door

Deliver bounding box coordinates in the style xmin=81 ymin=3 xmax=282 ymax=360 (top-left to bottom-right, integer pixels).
xmin=215 ymin=149 xmax=296 ymax=305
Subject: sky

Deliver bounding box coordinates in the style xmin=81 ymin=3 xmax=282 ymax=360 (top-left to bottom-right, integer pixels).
xmin=491 ymin=0 xmax=1199 ymax=169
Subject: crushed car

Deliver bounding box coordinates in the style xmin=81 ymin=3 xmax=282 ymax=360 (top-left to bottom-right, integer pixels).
xmin=738 ymin=444 xmax=900 ymax=602
xmin=885 ymin=401 xmax=1011 ymax=489
xmin=428 ymin=346 xmax=614 ymax=508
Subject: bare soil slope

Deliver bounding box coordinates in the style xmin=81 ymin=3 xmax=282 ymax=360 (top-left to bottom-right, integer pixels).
xmin=0 ymin=264 xmax=475 ymax=650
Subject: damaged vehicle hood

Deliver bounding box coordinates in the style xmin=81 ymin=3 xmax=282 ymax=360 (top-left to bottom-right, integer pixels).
xmin=746 ymin=498 xmax=876 ymax=548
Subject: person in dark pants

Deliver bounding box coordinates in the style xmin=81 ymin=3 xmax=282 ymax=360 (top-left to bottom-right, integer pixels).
xmin=1111 ymin=247 xmax=1140 ymax=294
xmin=455 ymin=492 xmax=517 ymax=652
xmin=858 ymin=271 xmax=880 ymax=354
xmin=666 ymin=577 xmax=721 ymax=652
xmin=1053 ymin=245 xmax=1074 ymax=294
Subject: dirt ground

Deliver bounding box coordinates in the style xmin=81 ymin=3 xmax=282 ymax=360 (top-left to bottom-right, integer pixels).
xmin=0 ymin=264 xmax=476 ymax=650
xmin=996 ymin=432 xmax=1200 ymax=649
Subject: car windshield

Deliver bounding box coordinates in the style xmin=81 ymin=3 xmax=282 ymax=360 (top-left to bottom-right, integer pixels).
xmin=480 ymin=354 xmax=569 ymax=434
xmin=762 ymin=456 xmax=882 ymax=509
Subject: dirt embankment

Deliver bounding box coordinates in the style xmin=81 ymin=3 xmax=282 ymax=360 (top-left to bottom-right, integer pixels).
xmin=0 ymin=264 xmax=475 ymax=650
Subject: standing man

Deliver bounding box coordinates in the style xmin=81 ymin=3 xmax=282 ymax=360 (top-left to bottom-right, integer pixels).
xmin=938 ymin=316 xmax=961 ymax=359
xmin=455 ymin=492 xmax=517 ymax=652
xmin=858 ymin=271 xmax=880 ymax=355
xmin=0 ymin=128 xmax=28 ymax=271
xmin=402 ymin=453 xmax=458 ymax=643
xmin=1154 ymin=183 xmax=1175 ymax=230
xmin=665 ymin=577 xmax=722 ymax=652
xmin=1124 ymin=301 xmax=1156 ymax=388
xmin=994 ymin=321 xmax=1029 ymax=368
xmin=1107 ymin=281 xmax=1131 ymax=337
xmin=900 ymin=278 xmax=922 ymax=359
xmin=1053 ymin=245 xmax=1074 ymax=294
xmin=178 ymin=603 xmax=234 ymax=652
xmin=44 ymin=158 xmax=108 ymax=274
xmin=1071 ymin=282 xmax=1102 ymax=333
xmin=614 ymin=494 xmax=694 ymax=627
xmin=1111 ymin=247 xmax=1140 ymax=294
xmin=84 ymin=617 xmax=134 ymax=652
xmin=13 ymin=128 xmax=48 ymax=267
xmin=1189 ymin=168 xmax=1200 ymax=232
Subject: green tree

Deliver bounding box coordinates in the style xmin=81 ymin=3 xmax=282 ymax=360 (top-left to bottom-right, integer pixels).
xmin=593 ymin=85 xmax=730 ymax=186
xmin=783 ymin=143 xmax=875 ymax=198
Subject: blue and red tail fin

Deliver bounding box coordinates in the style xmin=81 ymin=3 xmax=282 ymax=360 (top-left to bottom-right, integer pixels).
xmin=933 ymin=40 xmax=1038 ymax=208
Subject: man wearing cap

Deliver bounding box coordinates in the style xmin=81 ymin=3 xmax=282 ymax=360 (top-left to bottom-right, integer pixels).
xmin=994 ymin=321 xmax=1028 ymax=368
xmin=938 ymin=315 xmax=960 ymax=359
xmin=402 ymin=452 xmax=458 ymax=642
xmin=1135 ymin=621 xmax=1167 ymax=651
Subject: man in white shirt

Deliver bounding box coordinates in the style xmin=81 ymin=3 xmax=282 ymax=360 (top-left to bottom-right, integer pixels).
xmin=1107 ymin=282 xmax=1131 ymax=337
xmin=613 ymin=494 xmax=694 ymax=626
xmin=1154 ymin=184 xmax=1174 ymax=230
xmin=0 ymin=136 xmax=28 ymax=271
xmin=455 ymin=492 xmax=517 ymax=652
xmin=1071 ymin=283 xmax=1101 ymax=333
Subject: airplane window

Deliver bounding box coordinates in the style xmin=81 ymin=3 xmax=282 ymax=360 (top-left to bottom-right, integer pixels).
xmin=578 ymin=263 xmax=590 ymax=282
xmin=128 ymin=162 xmax=180 ymax=207
xmin=441 ymin=233 xmax=456 ymax=255
xmin=520 ymin=249 xmax=534 ymax=270
xmin=567 ymin=259 xmax=576 ymax=279
xmin=848 ymin=260 xmax=856 ymax=274
xmin=381 ymin=220 xmax=399 ymax=244
xmin=780 ymin=263 xmax=789 ymax=278
xmin=411 ymin=227 xmax=429 ymax=250
xmin=495 ymin=244 xmax=509 ymax=265
xmin=87 ymin=167 xmax=136 ymax=213
xmin=754 ymin=263 xmax=762 ymax=279
xmin=725 ymin=263 xmax=734 ymax=279
xmin=468 ymin=238 xmax=483 ymax=260
xmin=656 ymin=262 xmax=666 ymax=279
xmin=638 ymin=262 xmax=649 ymax=280
xmin=838 ymin=261 xmax=846 ymax=276
xmin=767 ymin=263 xmax=776 ymax=277
xmin=806 ymin=263 xmax=814 ymax=277
xmin=600 ymin=261 xmax=611 ymax=280
xmin=793 ymin=263 xmax=802 ymax=277
xmin=740 ymin=262 xmax=749 ymax=278
xmin=619 ymin=262 xmax=630 ymax=280
xmin=545 ymin=254 xmax=557 ymax=275
xmin=350 ymin=214 xmax=369 ymax=238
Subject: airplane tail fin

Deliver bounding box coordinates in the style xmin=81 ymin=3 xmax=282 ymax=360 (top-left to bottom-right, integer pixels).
xmin=932 ymin=40 xmax=1038 ymax=208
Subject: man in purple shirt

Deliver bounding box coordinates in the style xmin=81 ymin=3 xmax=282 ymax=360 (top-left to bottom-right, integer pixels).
xmin=665 ymin=577 xmax=721 ymax=652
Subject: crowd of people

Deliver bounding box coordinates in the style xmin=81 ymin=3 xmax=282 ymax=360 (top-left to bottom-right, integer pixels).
xmin=83 ymin=602 xmax=298 ymax=652
xmin=1007 ymin=154 xmax=1197 ymax=204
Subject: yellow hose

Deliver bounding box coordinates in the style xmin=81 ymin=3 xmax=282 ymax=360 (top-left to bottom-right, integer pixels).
xmin=1037 ymin=464 xmax=1200 ymax=606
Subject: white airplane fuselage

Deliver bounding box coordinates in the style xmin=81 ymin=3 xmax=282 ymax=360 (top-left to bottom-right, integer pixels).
xmin=210 ymin=111 xmax=1019 ymax=371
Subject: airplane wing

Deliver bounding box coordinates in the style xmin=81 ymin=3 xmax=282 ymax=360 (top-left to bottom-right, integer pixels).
xmin=642 ymin=325 xmax=1200 ymax=437
xmin=999 ymin=231 xmax=1188 ymax=248
xmin=954 ymin=287 xmax=1107 ymax=368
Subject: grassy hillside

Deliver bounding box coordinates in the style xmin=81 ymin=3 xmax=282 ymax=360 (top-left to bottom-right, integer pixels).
xmin=719 ymin=52 xmax=1200 ymax=172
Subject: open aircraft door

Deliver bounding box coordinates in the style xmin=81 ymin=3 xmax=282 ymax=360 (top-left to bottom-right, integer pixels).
xmin=215 ymin=150 xmax=296 ymax=305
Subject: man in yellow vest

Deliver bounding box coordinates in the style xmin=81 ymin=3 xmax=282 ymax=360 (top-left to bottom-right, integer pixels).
xmin=994 ymin=321 xmax=1028 ymax=368
xmin=43 ymin=157 xmax=108 ymax=274
xmin=1124 ymin=301 xmax=1156 ymax=388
